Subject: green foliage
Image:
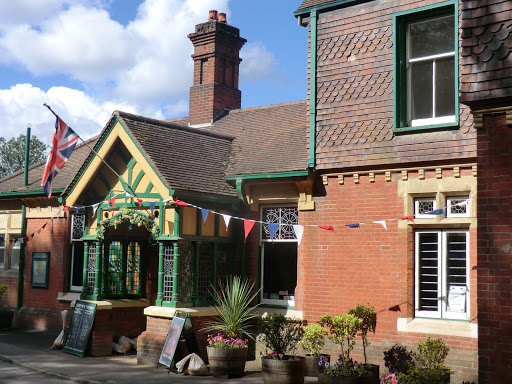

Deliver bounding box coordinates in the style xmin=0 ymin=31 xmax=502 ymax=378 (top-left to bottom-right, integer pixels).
xmin=96 ymin=207 xmax=160 ymax=240
xmin=0 ymin=134 xmax=47 ymax=178
xmin=413 ymin=337 xmax=450 ymax=370
xmin=399 ymin=366 xmax=450 ymax=384
xmin=383 ymin=344 xmax=414 ymax=374
xmin=319 ymin=313 xmax=361 ymax=362
xmin=348 ymin=303 xmax=377 ymax=363
xmin=298 ymin=323 xmax=327 ymax=356
xmin=323 ymin=358 xmax=367 ymax=377
xmin=0 ymin=284 xmax=7 ymax=299
xmin=257 ymin=313 xmax=303 ymax=356
xmin=201 ymin=275 xmax=260 ymax=340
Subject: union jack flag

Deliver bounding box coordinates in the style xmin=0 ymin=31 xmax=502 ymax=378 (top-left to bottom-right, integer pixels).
xmin=41 ymin=116 xmax=79 ymax=197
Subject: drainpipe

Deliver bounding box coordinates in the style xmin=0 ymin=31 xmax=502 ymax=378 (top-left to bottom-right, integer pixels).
xmin=17 ymin=124 xmax=31 ymax=309
xmin=308 ymin=9 xmax=318 ymax=169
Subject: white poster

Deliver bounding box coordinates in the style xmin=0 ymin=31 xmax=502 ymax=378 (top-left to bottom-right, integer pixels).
xmin=447 ymin=286 xmax=467 ymax=312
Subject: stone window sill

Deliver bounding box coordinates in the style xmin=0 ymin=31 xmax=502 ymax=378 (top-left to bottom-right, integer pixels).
xmin=397 ymin=317 xmax=477 ymax=338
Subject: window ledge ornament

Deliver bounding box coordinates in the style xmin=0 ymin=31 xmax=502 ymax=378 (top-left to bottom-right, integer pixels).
xmin=95 ymin=207 xmax=160 ymax=241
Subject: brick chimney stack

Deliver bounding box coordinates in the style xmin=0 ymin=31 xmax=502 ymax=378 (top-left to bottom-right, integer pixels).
xmin=188 ymin=10 xmax=246 ymax=126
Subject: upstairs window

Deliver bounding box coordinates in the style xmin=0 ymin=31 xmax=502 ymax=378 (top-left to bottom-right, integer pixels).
xmin=394 ymin=2 xmax=457 ymax=131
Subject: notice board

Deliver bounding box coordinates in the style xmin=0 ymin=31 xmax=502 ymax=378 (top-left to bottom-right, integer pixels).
xmin=63 ymin=300 xmax=97 ymax=357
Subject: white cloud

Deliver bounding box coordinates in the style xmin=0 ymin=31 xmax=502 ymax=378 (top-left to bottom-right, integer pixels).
xmin=0 ymin=0 xmax=281 ymax=142
xmin=0 ymin=84 xmax=135 ymax=143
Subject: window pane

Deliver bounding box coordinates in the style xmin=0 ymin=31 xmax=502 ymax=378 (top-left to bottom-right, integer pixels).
xmin=263 ymin=242 xmax=297 ymax=301
xmin=197 ymin=242 xmax=214 ymax=302
xmin=262 ymin=207 xmax=298 ymax=240
xmin=418 ymin=233 xmax=439 ymax=312
xmin=446 ymin=233 xmax=467 ymax=286
xmin=11 ymin=242 xmax=20 ymax=269
xmin=435 ymin=57 xmax=455 ymax=117
xmin=108 ymin=241 xmax=123 ymax=296
xmin=409 ymin=15 xmax=454 ymax=59
xmin=71 ymin=242 xmax=84 ymax=288
xmin=409 ymin=61 xmax=433 ymax=121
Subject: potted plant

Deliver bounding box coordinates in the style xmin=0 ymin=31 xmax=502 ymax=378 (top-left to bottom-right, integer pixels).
xmin=348 ymin=303 xmax=379 ymax=383
xmin=298 ymin=323 xmax=329 ymax=377
xmin=318 ymin=313 xmax=372 ymax=384
xmin=0 ymin=284 xmax=13 ymax=330
xmin=380 ymin=338 xmax=451 ymax=384
xmin=258 ymin=313 xmax=305 ymax=384
xmin=201 ymin=276 xmax=259 ymax=378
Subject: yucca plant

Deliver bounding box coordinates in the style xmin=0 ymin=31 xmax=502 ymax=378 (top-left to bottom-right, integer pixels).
xmin=201 ymin=275 xmax=260 ymax=340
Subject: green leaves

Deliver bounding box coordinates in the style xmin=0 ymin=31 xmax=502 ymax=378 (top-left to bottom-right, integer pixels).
xmin=201 ymin=276 xmax=260 ymax=340
xmin=319 ymin=313 xmax=362 ymax=362
xmin=0 ymin=134 xmax=47 ymax=178
xmin=298 ymin=323 xmax=327 ymax=356
xmin=258 ymin=313 xmax=303 ymax=356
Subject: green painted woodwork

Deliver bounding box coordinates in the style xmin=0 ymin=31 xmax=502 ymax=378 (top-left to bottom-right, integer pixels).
xmin=127 ymin=158 xmax=136 ymax=186
xmin=24 ymin=127 xmax=30 ymax=186
xmin=93 ymin=241 xmax=102 ymax=300
xmin=0 ymin=189 xmax=64 ymax=198
xmin=172 ymin=242 xmax=179 ymax=302
xmin=81 ymin=241 xmax=89 ymax=298
xmin=226 ymin=170 xmax=310 ymax=181
xmin=145 ymin=182 xmax=153 ymax=194
xmin=392 ymin=1 xmax=458 ymax=132
xmin=309 ymin=9 xmax=318 ymax=168
xmin=156 ymin=242 xmax=164 ymax=306
xmin=132 ymin=170 xmax=145 ymax=192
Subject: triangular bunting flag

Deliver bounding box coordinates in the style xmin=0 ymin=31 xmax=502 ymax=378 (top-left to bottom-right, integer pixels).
xmin=292 ymin=225 xmax=304 ymax=246
xmin=125 ymin=192 xmax=133 ymax=198
xmin=137 ymin=198 xmax=143 ymax=207
xmin=92 ymin=203 xmax=100 ymax=217
xmin=63 ymin=205 xmax=70 ymax=213
xmin=175 ymin=199 xmax=189 ymax=207
xmin=150 ymin=201 xmax=156 ymax=216
xmin=345 ymin=223 xmax=360 ymax=228
xmin=19 ymin=238 xmax=24 ymax=244
xmin=110 ymin=197 xmax=116 ymax=208
xmin=373 ymin=220 xmax=387 ymax=230
xmin=318 ymin=225 xmax=335 ymax=233
xmin=24 ymin=236 xmax=29 ymax=242
xmin=9 ymin=239 xmax=13 ymax=244
xmin=37 ymin=229 xmax=41 ymax=234
xmin=76 ymin=206 xmax=83 ymax=214
xmin=222 ymin=214 xmax=231 ymax=230
xmin=201 ymin=208 xmax=210 ymax=224
xmin=427 ymin=208 xmax=445 ymax=215
xmin=244 ymin=219 xmax=256 ymax=243
xmin=268 ymin=223 xmax=279 ymax=240
xmin=42 ymin=223 xmax=47 ymax=229
xmin=30 ymin=233 xmax=34 ymax=238
xmin=400 ymin=216 xmax=415 ymax=224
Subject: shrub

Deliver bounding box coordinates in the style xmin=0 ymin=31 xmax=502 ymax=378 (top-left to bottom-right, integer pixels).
xmin=383 ymin=344 xmax=414 ymax=374
xmin=298 ymin=323 xmax=327 ymax=356
xmin=258 ymin=313 xmax=303 ymax=356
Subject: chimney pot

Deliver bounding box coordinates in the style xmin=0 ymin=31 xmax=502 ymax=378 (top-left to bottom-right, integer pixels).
xmin=218 ymin=13 xmax=227 ymax=23
xmin=208 ymin=10 xmax=218 ymax=21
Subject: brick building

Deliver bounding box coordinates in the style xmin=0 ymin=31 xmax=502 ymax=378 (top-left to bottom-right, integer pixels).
xmin=0 ymin=1 xmax=510 ymax=382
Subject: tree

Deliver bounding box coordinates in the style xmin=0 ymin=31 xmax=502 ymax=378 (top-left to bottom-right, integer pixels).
xmin=0 ymin=134 xmax=48 ymax=178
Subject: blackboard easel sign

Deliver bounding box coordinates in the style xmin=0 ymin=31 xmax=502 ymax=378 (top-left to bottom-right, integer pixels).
xmin=63 ymin=300 xmax=97 ymax=357
xmin=158 ymin=310 xmax=200 ymax=372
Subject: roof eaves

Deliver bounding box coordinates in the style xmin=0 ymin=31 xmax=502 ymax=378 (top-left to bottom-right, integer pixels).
xmin=294 ymin=0 xmax=372 ymax=17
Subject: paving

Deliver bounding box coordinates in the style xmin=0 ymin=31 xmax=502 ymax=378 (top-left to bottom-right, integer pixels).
xmin=0 ymin=329 xmax=319 ymax=384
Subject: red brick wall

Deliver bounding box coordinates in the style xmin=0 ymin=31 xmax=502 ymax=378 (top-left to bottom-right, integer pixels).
xmin=477 ymin=113 xmax=512 ymax=383
xmin=297 ymin=171 xmax=478 ymax=383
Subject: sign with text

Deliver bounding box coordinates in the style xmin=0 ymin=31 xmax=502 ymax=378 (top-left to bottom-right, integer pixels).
xmin=63 ymin=301 xmax=97 ymax=357
xmin=447 ymin=285 xmax=467 ymax=313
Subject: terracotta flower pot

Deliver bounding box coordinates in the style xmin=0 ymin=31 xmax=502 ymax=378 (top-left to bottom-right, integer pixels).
xmin=262 ymin=356 xmax=306 ymax=384
xmin=206 ymin=346 xmax=247 ymax=377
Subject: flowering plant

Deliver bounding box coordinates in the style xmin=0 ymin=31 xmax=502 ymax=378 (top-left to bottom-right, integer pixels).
xmin=263 ymin=351 xmax=302 ymax=361
xmin=380 ymin=372 xmax=412 ymax=384
xmin=207 ymin=333 xmax=248 ymax=349
xmin=320 ymin=355 xmax=367 ymax=377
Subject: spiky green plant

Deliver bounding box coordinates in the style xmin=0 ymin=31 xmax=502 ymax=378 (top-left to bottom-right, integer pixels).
xmin=201 ymin=276 xmax=260 ymax=340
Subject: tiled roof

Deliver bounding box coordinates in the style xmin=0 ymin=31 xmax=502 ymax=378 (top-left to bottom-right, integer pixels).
xmin=460 ymin=0 xmax=512 ymax=106
xmin=167 ymin=101 xmax=309 ymax=176
xmin=0 ymin=138 xmax=95 ymax=196
xmin=296 ymin=0 xmax=337 ymax=12
xmin=116 ymin=112 xmax=237 ymax=197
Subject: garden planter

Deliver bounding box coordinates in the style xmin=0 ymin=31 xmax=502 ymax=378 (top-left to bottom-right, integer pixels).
xmin=207 ymin=346 xmax=248 ymax=377
xmin=363 ymin=363 xmax=379 ymax=384
xmin=318 ymin=372 xmax=373 ymax=384
xmin=305 ymin=354 xmax=330 ymax=377
xmin=262 ymin=357 xmax=305 ymax=384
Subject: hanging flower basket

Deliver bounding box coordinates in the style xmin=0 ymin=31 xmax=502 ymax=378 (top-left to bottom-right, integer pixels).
xmin=96 ymin=207 xmax=159 ymax=240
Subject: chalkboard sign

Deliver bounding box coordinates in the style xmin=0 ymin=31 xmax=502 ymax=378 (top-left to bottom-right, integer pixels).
xmin=158 ymin=315 xmax=185 ymax=369
xmin=63 ymin=300 xmax=97 ymax=357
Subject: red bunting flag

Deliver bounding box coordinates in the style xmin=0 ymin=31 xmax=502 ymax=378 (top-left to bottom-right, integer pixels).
xmin=400 ymin=216 xmax=415 ymax=224
xmin=244 ymin=219 xmax=256 ymax=243
xmin=137 ymin=198 xmax=143 ymax=207
xmin=42 ymin=223 xmax=47 ymax=229
xmin=110 ymin=197 xmax=116 ymax=208
xmin=318 ymin=225 xmax=335 ymax=233
xmin=63 ymin=205 xmax=70 ymax=213
xmin=9 ymin=239 xmax=13 ymax=244
xmin=24 ymin=236 xmax=29 ymax=242
xmin=175 ymin=199 xmax=189 ymax=207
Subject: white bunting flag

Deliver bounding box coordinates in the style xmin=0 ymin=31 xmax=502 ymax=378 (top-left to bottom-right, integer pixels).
xmin=92 ymin=203 xmax=100 ymax=217
xmin=373 ymin=220 xmax=387 ymax=230
xmin=222 ymin=214 xmax=232 ymax=230
xmin=293 ymin=225 xmax=304 ymax=246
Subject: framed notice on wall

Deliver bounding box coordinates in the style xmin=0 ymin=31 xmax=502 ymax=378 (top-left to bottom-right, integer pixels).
xmin=31 ymin=252 xmax=50 ymax=288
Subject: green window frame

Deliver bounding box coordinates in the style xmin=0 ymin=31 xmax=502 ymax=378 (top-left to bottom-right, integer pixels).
xmin=393 ymin=1 xmax=458 ymax=132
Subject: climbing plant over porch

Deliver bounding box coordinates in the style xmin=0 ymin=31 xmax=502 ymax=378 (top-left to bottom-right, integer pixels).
xmin=96 ymin=207 xmax=160 ymax=240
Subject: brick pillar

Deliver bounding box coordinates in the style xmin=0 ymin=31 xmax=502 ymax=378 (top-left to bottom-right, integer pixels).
xmin=477 ymin=112 xmax=512 ymax=383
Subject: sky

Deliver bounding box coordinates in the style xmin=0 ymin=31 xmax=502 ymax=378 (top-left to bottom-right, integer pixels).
xmin=0 ymin=0 xmax=308 ymax=145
